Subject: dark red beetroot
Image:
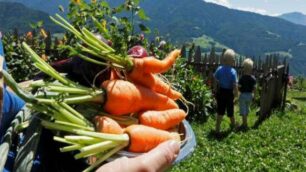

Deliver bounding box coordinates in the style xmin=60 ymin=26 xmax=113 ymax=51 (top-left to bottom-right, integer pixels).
xmin=128 ymin=45 xmax=148 ymax=58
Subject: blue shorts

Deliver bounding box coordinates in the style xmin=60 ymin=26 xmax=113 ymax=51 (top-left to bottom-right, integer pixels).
xmin=239 ymin=93 xmax=253 ymax=116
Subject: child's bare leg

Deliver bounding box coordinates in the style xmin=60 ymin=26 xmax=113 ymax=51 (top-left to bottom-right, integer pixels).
xmin=216 ymin=115 xmax=223 ymax=133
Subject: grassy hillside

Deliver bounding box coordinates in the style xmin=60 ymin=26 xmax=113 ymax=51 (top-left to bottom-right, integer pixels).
xmin=0 ymin=2 xmax=62 ymax=33
xmin=171 ymin=90 xmax=306 ymax=171
xmin=193 ymin=35 xmax=228 ymax=52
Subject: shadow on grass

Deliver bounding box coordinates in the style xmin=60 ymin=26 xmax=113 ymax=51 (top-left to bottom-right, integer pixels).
xmin=252 ymin=110 xmax=272 ymax=129
xmin=292 ymin=97 xmax=306 ymax=101
xmin=207 ymin=129 xmax=232 ymax=141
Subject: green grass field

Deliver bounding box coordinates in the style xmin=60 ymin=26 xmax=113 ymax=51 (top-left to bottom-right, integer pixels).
xmin=171 ymin=90 xmax=306 ymax=171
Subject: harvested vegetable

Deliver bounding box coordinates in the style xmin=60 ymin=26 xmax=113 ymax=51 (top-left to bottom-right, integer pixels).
xmin=127 ymin=45 xmax=148 ymax=58
xmin=9 ymin=43 xmax=178 ymax=116
xmin=41 ymin=121 xmax=180 ymax=171
xmin=124 ymin=124 xmax=180 ymax=153
xmin=139 ymin=109 xmax=187 ymax=130
xmin=0 ymin=13 xmax=189 ymax=172
xmin=126 ymin=50 xmax=182 ymax=100
xmin=50 ymin=14 xmax=182 ymax=100
xmin=102 ymin=80 xmax=178 ymax=115
xmin=94 ymin=116 xmax=124 ymax=134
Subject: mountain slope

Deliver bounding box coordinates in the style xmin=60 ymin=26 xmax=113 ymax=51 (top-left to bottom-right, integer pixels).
xmin=279 ymin=12 xmax=306 ymax=26
xmin=135 ymin=0 xmax=306 ymax=75
xmin=0 ymin=2 xmax=62 ymax=33
xmin=1 ymin=0 xmax=306 ymax=75
xmin=0 ymin=0 xmax=69 ymax=14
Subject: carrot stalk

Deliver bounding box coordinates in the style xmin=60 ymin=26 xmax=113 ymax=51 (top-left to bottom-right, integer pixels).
xmin=75 ymin=141 xmax=117 ymax=159
xmin=82 ymin=143 xmax=128 ymax=172
xmin=91 ymin=16 xmax=110 ymax=39
xmin=46 ymin=85 xmax=92 ymax=94
xmin=62 ymin=93 xmax=104 ymax=104
xmin=1 ymin=70 xmax=37 ymax=104
xmin=53 ymin=136 xmax=75 ymax=145
xmin=22 ymin=42 xmax=77 ymax=87
xmin=52 ymin=103 xmax=89 ymax=127
xmin=59 ymin=103 xmax=88 ymax=121
xmin=75 ymin=130 xmax=129 ymax=142
xmin=60 ymin=144 xmax=82 ymax=152
xmin=64 ymin=136 xmax=101 ymax=144
xmin=54 ymin=121 xmax=94 ymax=131
xmin=42 ymin=121 xmax=129 ymax=142
xmin=51 ymin=14 xmax=134 ymax=71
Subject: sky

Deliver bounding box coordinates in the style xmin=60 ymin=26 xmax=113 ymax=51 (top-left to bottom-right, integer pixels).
xmin=204 ymin=0 xmax=306 ymax=16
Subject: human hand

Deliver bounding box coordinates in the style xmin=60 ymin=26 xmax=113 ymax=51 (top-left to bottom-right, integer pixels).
xmin=96 ymin=140 xmax=180 ymax=172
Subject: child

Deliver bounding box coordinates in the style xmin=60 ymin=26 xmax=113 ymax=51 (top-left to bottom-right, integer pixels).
xmin=214 ymin=49 xmax=238 ymax=134
xmin=238 ymin=58 xmax=256 ymax=129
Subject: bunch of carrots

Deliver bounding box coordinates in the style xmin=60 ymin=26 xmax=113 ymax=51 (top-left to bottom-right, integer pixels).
xmin=2 ymin=14 xmax=189 ymax=172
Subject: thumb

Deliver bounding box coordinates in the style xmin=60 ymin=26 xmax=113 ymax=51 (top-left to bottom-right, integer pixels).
xmin=135 ymin=140 xmax=180 ymax=172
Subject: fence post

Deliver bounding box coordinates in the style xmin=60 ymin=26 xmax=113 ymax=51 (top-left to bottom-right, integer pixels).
xmin=181 ymin=45 xmax=186 ymax=58
xmin=188 ymin=44 xmax=195 ymax=63
xmin=282 ymin=60 xmax=289 ymax=111
xmin=194 ymin=46 xmax=202 ymax=71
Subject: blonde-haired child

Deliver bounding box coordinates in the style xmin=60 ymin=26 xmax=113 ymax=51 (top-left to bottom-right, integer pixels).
xmin=214 ymin=49 xmax=238 ymax=135
xmin=238 ymin=58 xmax=256 ymax=130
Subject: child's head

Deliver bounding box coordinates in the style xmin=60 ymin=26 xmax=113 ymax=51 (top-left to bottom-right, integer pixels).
xmin=242 ymin=58 xmax=254 ymax=74
xmin=223 ymin=49 xmax=236 ymax=66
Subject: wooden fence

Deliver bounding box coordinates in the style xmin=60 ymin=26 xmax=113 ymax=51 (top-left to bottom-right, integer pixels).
xmin=181 ymin=45 xmax=289 ymax=121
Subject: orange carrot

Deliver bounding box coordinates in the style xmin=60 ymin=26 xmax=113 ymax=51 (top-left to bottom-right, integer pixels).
xmin=110 ymin=69 xmax=120 ymax=80
xmin=127 ymin=71 xmax=182 ymax=100
xmin=130 ymin=49 xmax=181 ymax=74
xmin=124 ymin=124 xmax=180 ymax=153
xmin=101 ymin=80 xmax=178 ymax=115
xmin=94 ymin=116 xmax=123 ymax=134
xmin=139 ymin=109 xmax=187 ymax=130
xmin=127 ymin=49 xmax=182 ymax=100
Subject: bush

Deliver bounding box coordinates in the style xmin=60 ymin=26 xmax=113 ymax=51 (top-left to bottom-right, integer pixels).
xmin=2 ymin=28 xmax=67 ymax=82
xmin=170 ymin=58 xmax=214 ymax=122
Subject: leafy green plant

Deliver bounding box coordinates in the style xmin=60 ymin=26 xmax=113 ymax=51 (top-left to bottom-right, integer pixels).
xmin=169 ymin=58 xmax=214 ymax=122
xmin=67 ymin=0 xmax=150 ymax=54
xmin=2 ymin=28 xmax=67 ymax=82
xmin=295 ymin=76 xmax=305 ymax=91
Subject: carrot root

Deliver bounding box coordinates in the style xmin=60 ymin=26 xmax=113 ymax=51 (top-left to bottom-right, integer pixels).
xmin=124 ymin=125 xmax=180 ymax=153
xmin=131 ymin=49 xmax=181 ymax=74
xmin=101 ymin=80 xmax=178 ymax=115
xmin=94 ymin=116 xmax=124 ymax=134
xmin=139 ymin=109 xmax=187 ymax=130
